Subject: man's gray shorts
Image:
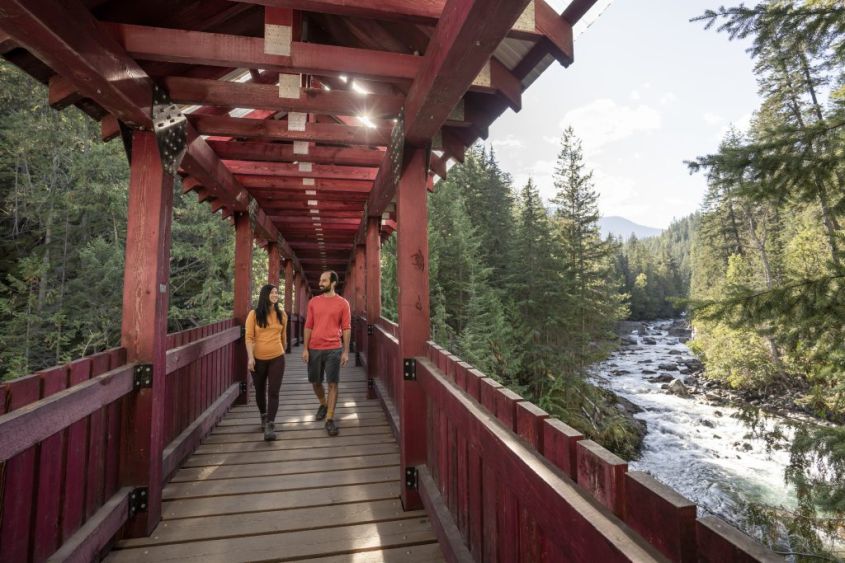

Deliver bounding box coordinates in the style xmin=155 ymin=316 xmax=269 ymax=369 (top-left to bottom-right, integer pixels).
xmin=308 ymin=348 xmax=342 ymax=384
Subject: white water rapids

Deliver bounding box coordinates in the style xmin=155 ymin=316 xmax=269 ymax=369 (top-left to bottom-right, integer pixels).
xmin=590 ymin=320 xmax=797 ymax=530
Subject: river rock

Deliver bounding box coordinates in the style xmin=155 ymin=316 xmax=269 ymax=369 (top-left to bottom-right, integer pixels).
xmin=658 ymin=363 xmax=678 ymax=371
xmin=681 ymin=358 xmax=703 ymax=370
xmin=700 ymin=419 xmax=715 ymax=428
xmin=714 ymin=410 xmax=723 ymax=417
xmin=648 ymin=374 xmax=674 ymax=383
xmin=610 ymin=369 xmax=631 ymax=376
xmin=667 ymin=379 xmax=689 ymax=396
xmin=642 ymin=369 xmax=656 ymax=375
xmin=620 ymin=336 xmax=638 ymax=346
xmin=668 ymin=349 xmax=684 ymax=356
xmin=637 ymin=359 xmax=652 ymax=364
xmin=642 ymin=337 xmax=657 ymax=345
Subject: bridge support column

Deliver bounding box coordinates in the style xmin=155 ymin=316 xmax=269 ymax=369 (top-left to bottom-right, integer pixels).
xmin=267 ymin=242 xmax=281 ymax=286
xmin=366 ymin=217 xmax=381 ymax=399
xmin=233 ymin=213 xmax=253 ymax=405
xmin=284 ymin=260 xmax=294 ymax=352
xmin=118 ymin=130 xmax=174 ymax=536
xmin=396 ymin=147 xmax=430 ymax=510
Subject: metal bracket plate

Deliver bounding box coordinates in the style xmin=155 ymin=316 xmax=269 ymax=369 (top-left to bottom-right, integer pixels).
xmin=151 ymin=83 xmax=187 ymax=176
xmin=405 ymin=467 xmax=418 ymax=490
xmin=403 ymin=358 xmax=416 ymax=381
xmin=367 ymin=324 xmax=374 ymax=336
xmin=133 ymin=364 xmax=153 ymax=389
xmin=240 ymin=380 xmax=248 ymax=394
xmin=128 ymin=487 xmax=149 ymax=517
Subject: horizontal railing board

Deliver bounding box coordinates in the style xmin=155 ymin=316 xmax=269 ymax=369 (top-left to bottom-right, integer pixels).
xmin=416 ymin=357 xmax=662 ymax=562
xmin=46 ymin=487 xmax=131 ymax=563
xmin=0 ymin=364 xmax=135 ymax=461
xmin=165 ymin=326 xmax=240 ymax=375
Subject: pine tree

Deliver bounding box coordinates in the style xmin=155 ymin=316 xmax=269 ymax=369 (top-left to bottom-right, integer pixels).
xmin=551 ymin=127 xmax=626 ymax=367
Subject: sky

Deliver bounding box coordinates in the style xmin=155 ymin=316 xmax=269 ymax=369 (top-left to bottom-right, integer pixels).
xmin=486 ymin=0 xmax=764 ymax=229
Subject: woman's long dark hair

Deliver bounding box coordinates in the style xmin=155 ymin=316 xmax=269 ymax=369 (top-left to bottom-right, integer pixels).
xmin=255 ymin=284 xmax=284 ymax=328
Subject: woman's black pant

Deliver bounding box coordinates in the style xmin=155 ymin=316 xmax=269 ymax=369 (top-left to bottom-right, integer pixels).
xmin=252 ymin=354 xmax=285 ymax=423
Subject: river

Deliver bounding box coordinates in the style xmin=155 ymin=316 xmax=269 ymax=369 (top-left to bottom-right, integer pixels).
xmin=590 ymin=319 xmax=796 ymax=537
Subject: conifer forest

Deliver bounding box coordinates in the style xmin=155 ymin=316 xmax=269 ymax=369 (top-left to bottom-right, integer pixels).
xmin=1 ymin=1 xmax=844 ymax=560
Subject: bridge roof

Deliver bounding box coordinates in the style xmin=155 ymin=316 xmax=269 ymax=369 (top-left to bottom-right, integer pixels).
xmin=0 ymin=0 xmax=597 ymax=290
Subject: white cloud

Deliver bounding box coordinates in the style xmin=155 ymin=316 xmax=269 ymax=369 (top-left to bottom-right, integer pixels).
xmin=543 ymin=135 xmax=560 ymax=145
xmin=703 ymin=112 xmax=723 ymax=125
xmin=490 ymin=135 xmax=524 ymax=148
xmin=630 ymin=90 xmax=641 ymax=101
xmin=659 ymin=92 xmax=678 ymax=105
xmin=560 ymin=98 xmax=662 ymax=156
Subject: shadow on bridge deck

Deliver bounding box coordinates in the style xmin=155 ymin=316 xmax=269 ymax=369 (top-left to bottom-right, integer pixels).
xmin=106 ymin=346 xmax=444 ymax=562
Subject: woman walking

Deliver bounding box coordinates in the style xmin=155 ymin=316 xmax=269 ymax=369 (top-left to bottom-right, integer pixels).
xmin=245 ymin=284 xmax=288 ymax=441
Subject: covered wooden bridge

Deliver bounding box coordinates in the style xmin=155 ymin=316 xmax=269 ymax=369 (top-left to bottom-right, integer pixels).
xmin=0 ymin=1 xmax=780 ymax=561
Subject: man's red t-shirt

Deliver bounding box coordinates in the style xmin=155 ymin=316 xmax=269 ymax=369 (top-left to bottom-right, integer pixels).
xmin=305 ymin=294 xmax=352 ymax=350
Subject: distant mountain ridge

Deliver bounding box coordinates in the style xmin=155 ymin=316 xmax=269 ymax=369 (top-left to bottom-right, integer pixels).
xmin=599 ymin=216 xmax=662 ymax=240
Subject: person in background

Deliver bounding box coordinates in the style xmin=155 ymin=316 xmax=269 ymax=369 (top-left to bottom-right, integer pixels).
xmin=246 ymin=284 xmax=288 ymax=441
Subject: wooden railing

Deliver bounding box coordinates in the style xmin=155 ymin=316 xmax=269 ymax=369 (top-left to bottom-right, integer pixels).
xmin=0 ymin=319 xmax=241 ymax=563
xmin=371 ymin=316 xmax=401 ymax=436
xmin=411 ymin=343 xmax=783 ymax=563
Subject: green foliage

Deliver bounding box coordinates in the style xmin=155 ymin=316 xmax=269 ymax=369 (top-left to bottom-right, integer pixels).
xmin=689 ymin=1 xmax=845 ymax=554
xmin=379 ymin=140 xmax=635 ymax=455
xmin=0 ymin=62 xmax=239 ymax=380
xmin=614 ymin=214 xmax=697 ymax=320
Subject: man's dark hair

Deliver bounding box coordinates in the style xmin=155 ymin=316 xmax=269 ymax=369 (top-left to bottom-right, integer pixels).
xmin=326 ymin=270 xmax=338 ymax=285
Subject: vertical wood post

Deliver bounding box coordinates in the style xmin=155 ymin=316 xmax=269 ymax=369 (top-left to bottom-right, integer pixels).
xmin=284 ymin=260 xmax=293 ymax=352
xmin=354 ymin=244 xmax=366 ymax=316
xmin=233 ymin=213 xmax=253 ymax=405
xmin=366 ymin=217 xmax=381 ymax=398
xmin=267 ymin=242 xmax=281 ymax=286
xmin=396 ymin=147 xmax=430 ymax=510
xmin=293 ymin=273 xmax=303 ymax=344
xmin=118 ymin=130 xmax=174 ymax=536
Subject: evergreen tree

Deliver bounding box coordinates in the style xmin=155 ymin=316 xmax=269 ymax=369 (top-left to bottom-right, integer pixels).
xmin=551 ymin=127 xmax=626 ymax=366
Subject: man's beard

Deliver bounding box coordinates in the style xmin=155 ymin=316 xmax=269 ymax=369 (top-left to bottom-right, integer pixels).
xmin=320 ymin=285 xmax=332 ymax=294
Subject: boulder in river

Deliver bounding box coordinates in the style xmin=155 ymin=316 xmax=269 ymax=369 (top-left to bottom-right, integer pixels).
xmin=700 ymin=419 xmax=715 ymax=428
xmin=610 ymin=369 xmax=631 ymax=376
xmin=648 ymin=374 xmax=674 ymax=383
xmin=620 ymin=336 xmax=638 ymax=346
xmin=642 ymin=369 xmax=656 ymax=375
xmin=668 ymin=349 xmax=684 ymax=356
xmin=658 ymin=363 xmax=678 ymax=371
xmin=642 ymin=337 xmax=657 ymax=345
xmin=667 ymin=379 xmax=689 ymax=397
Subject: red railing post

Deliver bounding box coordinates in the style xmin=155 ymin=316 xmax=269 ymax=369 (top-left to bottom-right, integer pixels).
xmin=233 ymin=212 xmax=253 ymax=405
xmin=396 ymin=146 xmax=430 ymax=510
xmin=118 ymin=130 xmax=173 ymax=536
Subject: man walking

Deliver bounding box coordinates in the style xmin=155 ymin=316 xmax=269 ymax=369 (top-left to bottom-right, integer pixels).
xmin=302 ymin=270 xmax=351 ymax=436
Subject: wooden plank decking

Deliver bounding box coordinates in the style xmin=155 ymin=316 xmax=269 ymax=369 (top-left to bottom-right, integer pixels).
xmin=106 ymin=348 xmax=444 ymax=562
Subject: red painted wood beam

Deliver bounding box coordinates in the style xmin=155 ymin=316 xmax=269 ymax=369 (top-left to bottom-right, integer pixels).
xmin=0 ymin=0 xmax=152 ymax=127
xmin=254 ymin=193 xmax=368 ymax=205
xmin=223 ymin=160 xmax=378 ymax=180
xmin=0 ymin=0 xmax=307 ymax=281
xmin=231 ymin=0 xmax=564 ymax=45
xmin=118 ymin=131 xmax=172 ymax=536
xmin=104 ymin=22 xmax=420 ymax=85
xmin=396 ymin=147 xmax=431 ymax=510
xmin=163 ymin=76 xmax=404 ymax=119
xmin=48 ymin=74 xmax=83 ymax=109
xmin=207 ymin=140 xmax=384 ymax=167
xmin=403 ymin=0 xmax=533 ymax=146
xmin=268 ymin=242 xmax=282 ymax=285
xmin=238 ymin=175 xmax=372 ymax=192
xmin=233 ymin=214 xmax=252 ymax=405
xmin=189 ymin=114 xmax=391 ymax=146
